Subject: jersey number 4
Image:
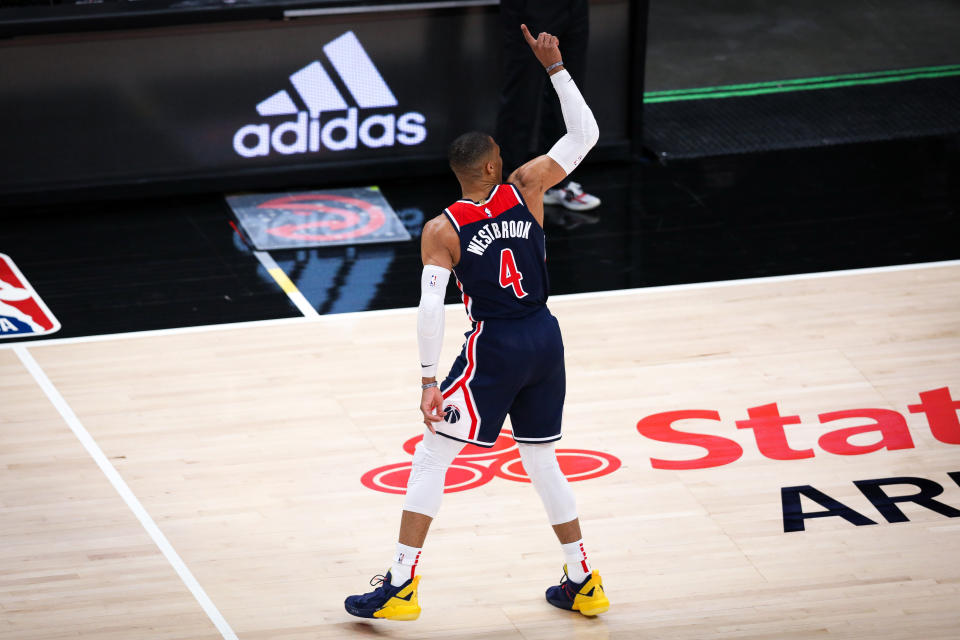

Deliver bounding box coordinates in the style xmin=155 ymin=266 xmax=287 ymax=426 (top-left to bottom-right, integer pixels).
xmin=498 ymin=248 xmax=528 ymax=298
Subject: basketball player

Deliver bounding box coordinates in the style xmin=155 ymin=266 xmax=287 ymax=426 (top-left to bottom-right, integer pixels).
xmin=345 ymin=25 xmax=607 ymax=621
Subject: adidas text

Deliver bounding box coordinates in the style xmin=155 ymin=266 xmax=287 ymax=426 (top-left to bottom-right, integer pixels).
xmin=234 ymin=109 xmax=427 ymax=157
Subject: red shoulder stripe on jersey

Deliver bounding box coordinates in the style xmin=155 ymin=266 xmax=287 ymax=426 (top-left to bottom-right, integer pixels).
xmin=507 ymin=183 xmax=527 ymax=209
xmin=443 ymin=208 xmax=460 ymax=232
xmin=446 ymin=202 xmax=490 ymax=228
xmin=486 ymin=184 xmax=519 ymax=217
xmin=446 ymin=184 xmax=526 ymax=227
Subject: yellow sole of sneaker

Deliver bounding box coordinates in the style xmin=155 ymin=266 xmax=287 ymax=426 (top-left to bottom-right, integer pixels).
xmin=576 ymin=600 xmax=610 ymax=616
xmin=373 ymin=606 xmax=421 ymax=621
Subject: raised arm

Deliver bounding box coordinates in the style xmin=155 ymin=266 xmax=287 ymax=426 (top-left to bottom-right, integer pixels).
xmin=509 ymin=24 xmax=599 ymax=214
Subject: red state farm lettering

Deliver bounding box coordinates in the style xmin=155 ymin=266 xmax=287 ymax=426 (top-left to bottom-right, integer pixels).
xmin=635 ymin=410 xmax=742 ymax=470
xmin=908 ymin=387 xmax=960 ymax=444
xmin=817 ymin=408 xmax=914 ymax=455
xmin=637 ymin=386 xmax=959 ymax=470
xmin=735 ymin=403 xmax=812 ymax=461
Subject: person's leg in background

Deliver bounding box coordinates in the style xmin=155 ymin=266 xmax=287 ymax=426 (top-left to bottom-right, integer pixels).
xmin=539 ymin=0 xmax=603 ymax=211
xmin=496 ymin=0 xmax=547 ymax=177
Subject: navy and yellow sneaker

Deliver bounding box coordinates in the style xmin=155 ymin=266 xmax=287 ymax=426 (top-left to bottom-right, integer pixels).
xmin=344 ymin=571 xmax=421 ymax=621
xmin=545 ymin=565 xmax=609 ymax=616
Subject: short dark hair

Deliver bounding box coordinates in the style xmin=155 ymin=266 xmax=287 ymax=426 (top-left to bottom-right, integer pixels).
xmin=448 ymin=131 xmax=494 ymax=175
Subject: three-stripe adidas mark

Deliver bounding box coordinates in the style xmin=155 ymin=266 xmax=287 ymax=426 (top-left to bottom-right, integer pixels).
xmin=233 ymin=31 xmax=427 ymax=158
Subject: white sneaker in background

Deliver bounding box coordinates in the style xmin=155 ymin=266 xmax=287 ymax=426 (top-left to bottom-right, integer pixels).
xmin=542 ymin=182 xmax=601 ymax=211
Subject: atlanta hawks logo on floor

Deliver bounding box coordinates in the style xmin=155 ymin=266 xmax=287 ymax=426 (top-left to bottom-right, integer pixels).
xmin=361 ymin=430 xmax=621 ymax=494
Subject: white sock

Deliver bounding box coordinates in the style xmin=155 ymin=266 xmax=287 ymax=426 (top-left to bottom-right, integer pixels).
xmin=390 ymin=542 xmax=421 ymax=586
xmin=561 ymin=539 xmax=592 ymax=584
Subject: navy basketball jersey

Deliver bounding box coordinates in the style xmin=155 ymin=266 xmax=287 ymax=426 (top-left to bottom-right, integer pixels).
xmin=443 ymin=184 xmax=548 ymax=321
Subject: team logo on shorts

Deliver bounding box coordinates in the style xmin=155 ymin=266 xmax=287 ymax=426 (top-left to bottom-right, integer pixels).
xmin=0 ymin=254 xmax=61 ymax=340
xmin=443 ymin=404 xmax=462 ymax=424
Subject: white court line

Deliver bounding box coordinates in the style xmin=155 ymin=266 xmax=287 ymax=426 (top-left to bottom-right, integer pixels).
xmin=253 ymin=250 xmax=320 ymax=319
xmin=554 ymin=258 xmax=960 ymax=302
xmin=1 ymin=258 xmax=958 ymax=350
xmin=13 ymin=346 xmax=239 ymax=640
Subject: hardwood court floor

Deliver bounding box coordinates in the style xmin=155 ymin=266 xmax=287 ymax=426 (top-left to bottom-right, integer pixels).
xmin=2 ymin=262 xmax=959 ymax=639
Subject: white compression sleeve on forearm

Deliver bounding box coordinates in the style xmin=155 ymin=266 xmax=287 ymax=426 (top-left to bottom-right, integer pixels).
xmin=546 ymin=69 xmax=600 ymax=175
xmin=418 ymin=265 xmax=450 ymax=378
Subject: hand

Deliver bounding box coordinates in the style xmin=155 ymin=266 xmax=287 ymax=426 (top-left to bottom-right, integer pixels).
xmin=520 ymin=24 xmax=562 ymax=69
xmin=420 ymin=386 xmax=445 ymax=434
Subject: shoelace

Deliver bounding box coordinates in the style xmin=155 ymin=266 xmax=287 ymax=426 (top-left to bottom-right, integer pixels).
xmin=562 ymin=183 xmax=589 ymax=203
xmin=558 ymin=571 xmax=579 ymax=600
xmin=353 ymin=574 xmax=391 ymax=605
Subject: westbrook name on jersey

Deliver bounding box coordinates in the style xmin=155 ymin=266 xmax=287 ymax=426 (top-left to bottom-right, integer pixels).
xmin=443 ymin=183 xmax=549 ymax=321
xmin=464 ymin=219 xmax=534 ymax=256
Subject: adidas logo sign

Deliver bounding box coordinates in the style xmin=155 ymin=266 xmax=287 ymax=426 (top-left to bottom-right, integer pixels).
xmin=233 ymin=31 xmax=427 ymax=158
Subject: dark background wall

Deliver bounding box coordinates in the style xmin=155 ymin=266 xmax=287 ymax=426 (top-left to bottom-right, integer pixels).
xmin=0 ymin=0 xmax=633 ymax=198
xmin=645 ymin=0 xmax=960 ymax=91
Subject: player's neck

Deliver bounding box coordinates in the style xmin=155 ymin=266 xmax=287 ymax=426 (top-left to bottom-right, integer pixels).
xmin=460 ymin=179 xmax=500 ymax=205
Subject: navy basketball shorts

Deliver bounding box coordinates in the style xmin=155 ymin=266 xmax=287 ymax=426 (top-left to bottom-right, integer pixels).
xmin=437 ymin=306 xmax=565 ymax=447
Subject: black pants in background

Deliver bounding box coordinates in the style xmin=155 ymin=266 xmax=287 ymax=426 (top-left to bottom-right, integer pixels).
xmin=495 ymin=0 xmax=590 ymax=184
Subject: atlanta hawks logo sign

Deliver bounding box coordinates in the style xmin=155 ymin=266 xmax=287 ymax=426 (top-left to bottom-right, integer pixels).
xmin=257 ymin=193 xmax=387 ymax=243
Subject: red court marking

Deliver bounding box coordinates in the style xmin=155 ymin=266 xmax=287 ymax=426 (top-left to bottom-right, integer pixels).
xmin=365 ymin=430 xmax=619 ymax=494
xmin=491 ymin=449 xmax=622 ymax=483
xmin=361 ymin=460 xmax=494 ymax=494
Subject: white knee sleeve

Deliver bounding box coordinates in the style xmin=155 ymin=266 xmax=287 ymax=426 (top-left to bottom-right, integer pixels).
xmin=518 ymin=442 xmax=579 ymax=526
xmin=403 ymin=430 xmax=464 ymax=518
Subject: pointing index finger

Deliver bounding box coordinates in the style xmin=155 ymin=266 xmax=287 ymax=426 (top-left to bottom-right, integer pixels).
xmin=520 ymin=23 xmax=537 ymax=46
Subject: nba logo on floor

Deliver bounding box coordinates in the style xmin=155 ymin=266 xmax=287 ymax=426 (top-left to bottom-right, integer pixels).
xmin=0 ymin=254 xmax=60 ymax=339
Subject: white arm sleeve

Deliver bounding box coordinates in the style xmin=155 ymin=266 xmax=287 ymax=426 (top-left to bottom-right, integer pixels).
xmin=546 ymin=69 xmax=600 ymax=175
xmin=418 ymin=265 xmax=450 ymax=378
